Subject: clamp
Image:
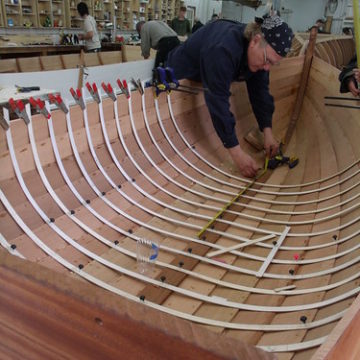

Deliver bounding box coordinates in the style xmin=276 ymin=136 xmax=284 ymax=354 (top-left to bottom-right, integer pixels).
xmin=8 ymin=98 xmax=30 ymax=124
xmin=117 ymin=79 xmax=130 ymax=99
xmin=29 ymin=97 xmax=51 ymax=119
xmin=86 ymin=82 xmax=101 ymax=103
xmin=70 ymin=87 xmax=85 ymax=110
xmin=101 ymin=82 xmax=117 ymax=102
xmin=268 ymin=144 xmax=299 ymax=170
xmin=48 ymin=93 xmax=69 ymax=114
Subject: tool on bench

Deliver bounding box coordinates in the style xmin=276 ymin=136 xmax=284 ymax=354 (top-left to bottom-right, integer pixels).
xmin=15 ymin=85 xmax=40 ymax=93
xmin=267 ymin=143 xmax=299 ymax=170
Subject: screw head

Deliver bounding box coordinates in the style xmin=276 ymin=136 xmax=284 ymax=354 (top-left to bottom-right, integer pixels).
xmin=114 ymin=240 xmax=119 ymax=245
xmin=118 ymin=184 xmax=122 ymax=189
xmin=139 ymin=295 xmax=145 ymax=301
xmin=128 ymin=229 xmax=133 ymax=234
xmin=49 ymin=217 xmax=55 ymax=223
xmin=160 ymin=276 xmax=166 ymax=282
xmin=300 ymin=315 xmax=307 ymax=323
xmin=332 ymin=235 xmax=337 ymax=240
xmin=10 ymin=244 xmax=17 ymax=250
xmin=272 ymin=241 xmax=277 ymax=246
xmin=70 ymin=210 xmax=75 ymax=215
xmin=179 ymin=261 xmax=184 ymax=267
xmin=187 ymin=248 xmax=192 ymax=253
xmin=86 ymin=199 xmax=90 ymax=204
xmin=101 ymin=191 xmax=106 ymax=196
xmin=78 ymin=264 xmax=84 ymax=269
xmin=289 ymin=269 xmax=294 ymax=275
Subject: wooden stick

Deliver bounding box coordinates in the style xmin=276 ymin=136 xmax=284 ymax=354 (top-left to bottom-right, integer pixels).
xmin=256 ymin=227 xmax=291 ymax=278
xmin=284 ymin=26 xmax=317 ymax=146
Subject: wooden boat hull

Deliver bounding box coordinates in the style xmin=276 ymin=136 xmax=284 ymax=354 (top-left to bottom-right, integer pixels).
xmin=0 ymin=40 xmax=359 ymax=359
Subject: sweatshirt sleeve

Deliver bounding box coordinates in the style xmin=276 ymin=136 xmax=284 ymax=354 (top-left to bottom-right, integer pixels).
xmin=200 ymin=46 xmax=239 ymax=148
xmin=246 ymin=70 xmax=274 ymax=131
xmin=339 ymin=57 xmax=357 ymax=93
xmin=140 ymin=27 xmax=151 ymax=58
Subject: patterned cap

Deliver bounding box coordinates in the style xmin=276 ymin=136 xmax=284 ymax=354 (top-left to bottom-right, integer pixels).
xmin=261 ymin=15 xmax=294 ymax=57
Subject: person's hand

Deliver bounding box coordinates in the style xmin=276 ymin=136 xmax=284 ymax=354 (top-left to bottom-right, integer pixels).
xmin=228 ymin=145 xmax=259 ymax=178
xmin=348 ymin=77 xmax=360 ymax=97
xmin=263 ymin=127 xmax=279 ymax=158
xmin=354 ymin=69 xmax=360 ymax=83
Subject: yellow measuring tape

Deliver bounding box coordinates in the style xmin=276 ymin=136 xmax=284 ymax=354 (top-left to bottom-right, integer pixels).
xmin=197 ymin=157 xmax=269 ymax=238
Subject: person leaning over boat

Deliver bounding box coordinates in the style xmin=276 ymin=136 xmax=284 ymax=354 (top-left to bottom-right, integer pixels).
xmin=167 ymin=15 xmax=294 ymax=178
xmin=77 ymin=2 xmax=101 ymax=53
xmin=136 ymin=20 xmax=180 ymax=67
xmin=339 ymin=56 xmax=360 ymax=97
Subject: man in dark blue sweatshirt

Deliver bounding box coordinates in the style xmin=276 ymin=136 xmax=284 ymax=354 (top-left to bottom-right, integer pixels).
xmin=167 ymin=15 xmax=293 ymax=178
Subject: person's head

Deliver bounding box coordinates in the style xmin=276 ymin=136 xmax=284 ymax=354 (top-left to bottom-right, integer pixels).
xmin=77 ymin=2 xmax=89 ymax=18
xmin=136 ymin=21 xmax=145 ymax=35
xmin=315 ymin=18 xmax=325 ymax=30
xmin=179 ymin=6 xmax=186 ymax=20
xmin=245 ymin=15 xmax=293 ymax=72
xmin=212 ymin=14 xmax=219 ymax=21
xmin=342 ymin=27 xmax=353 ymax=36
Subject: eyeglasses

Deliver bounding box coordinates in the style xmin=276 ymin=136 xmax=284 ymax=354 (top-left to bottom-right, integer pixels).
xmin=263 ymin=46 xmax=280 ymax=67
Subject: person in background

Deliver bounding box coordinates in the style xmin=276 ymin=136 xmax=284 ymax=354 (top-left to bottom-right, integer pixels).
xmin=339 ymin=56 xmax=359 ymax=97
xmin=171 ymin=6 xmax=191 ymax=37
xmin=167 ymin=16 xmax=294 ymax=178
xmin=314 ymin=18 xmax=326 ymax=33
xmin=192 ymin=18 xmax=204 ymax=34
xmin=136 ymin=20 xmax=180 ymax=67
xmin=77 ymin=2 xmax=101 ymax=53
xmin=209 ymin=14 xmax=219 ymax=22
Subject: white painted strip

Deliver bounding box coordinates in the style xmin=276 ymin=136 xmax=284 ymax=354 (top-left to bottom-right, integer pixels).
xmin=274 ymin=285 xmax=297 ymax=292
xmin=0 ymin=232 xmax=25 ymax=259
xmin=206 ymin=234 xmax=276 ymax=258
xmin=257 ymin=227 xmax=291 ymax=278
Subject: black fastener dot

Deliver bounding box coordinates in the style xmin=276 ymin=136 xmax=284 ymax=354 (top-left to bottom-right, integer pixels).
xmin=49 ymin=217 xmax=55 ymax=223
xmin=102 ymin=191 xmax=106 ymax=196
xmin=300 ymin=316 xmax=307 ymax=324
xmin=160 ymin=276 xmax=166 ymax=282
xmin=202 ymin=236 xmax=207 ymax=241
xmin=10 ymin=244 xmax=17 ymax=250
xmin=118 ymin=184 xmax=122 ymax=189
xmin=289 ymin=269 xmax=294 ymax=275
xmin=332 ymin=235 xmax=337 ymax=240
xmin=132 ymin=178 xmax=135 ymax=182
xmin=219 ymin=215 xmax=223 ymax=219
xmin=86 ymin=199 xmax=90 ymax=204
xmin=78 ymin=264 xmax=84 ymax=269
xmin=114 ymin=240 xmax=119 ymax=245
xmin=192 ymin=145 xmax=195 ymax=149
xmin=211 ymin=225 xmax=214 ymax=229
xmin=128 ymin=229 xmax=133 ymax=234
xmin=70 ymin=210 xmax=75 ymax=215
xmin=272 ymin=241 xmax=277 ymax=246
xmin=179 ymin=261 xmax=184 ymax=267
xmin=94 ymin=317 xmax=103 ymax=326
xmin=187 ymin=248 xmax=192 ymax=253
xmin=139 ymin=295 xmax=145 ymax=301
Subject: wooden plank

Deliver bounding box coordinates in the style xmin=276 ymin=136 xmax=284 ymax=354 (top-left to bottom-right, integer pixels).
xmin=0 ymin=250 xmax=274 ymax=360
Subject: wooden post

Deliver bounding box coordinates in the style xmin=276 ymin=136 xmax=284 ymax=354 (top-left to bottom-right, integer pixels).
xmin=77 ymin=49 xmax=85 ymax=89
xmin=284 ymin=26 xmax=318 ymax=147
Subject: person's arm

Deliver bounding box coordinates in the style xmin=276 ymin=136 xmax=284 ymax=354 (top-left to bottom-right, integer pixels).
xmin=186 ymin=19 xmax=191 ymax=36
xmin=140 ymin=27 xmax=151 ymax=58
xmin=339 ymin=57 xmax=359 ymax=96
xmin=246 ymin=71 xmax=278 ymax=157
xmin=200 ymin=47 xmax=259 ymax=177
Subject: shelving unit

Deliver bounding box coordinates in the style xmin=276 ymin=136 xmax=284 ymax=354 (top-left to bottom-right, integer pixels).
xmin=0 ymin=0 xmax=182 ymax=29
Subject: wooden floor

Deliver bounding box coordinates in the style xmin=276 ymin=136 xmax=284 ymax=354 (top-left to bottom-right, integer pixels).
xmin=0 ymin=54 xmax=360 ymax=359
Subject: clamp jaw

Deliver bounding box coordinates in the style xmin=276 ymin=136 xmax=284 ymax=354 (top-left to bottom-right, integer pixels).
xmin=70 ymin=88 xmax=85 ymax=110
